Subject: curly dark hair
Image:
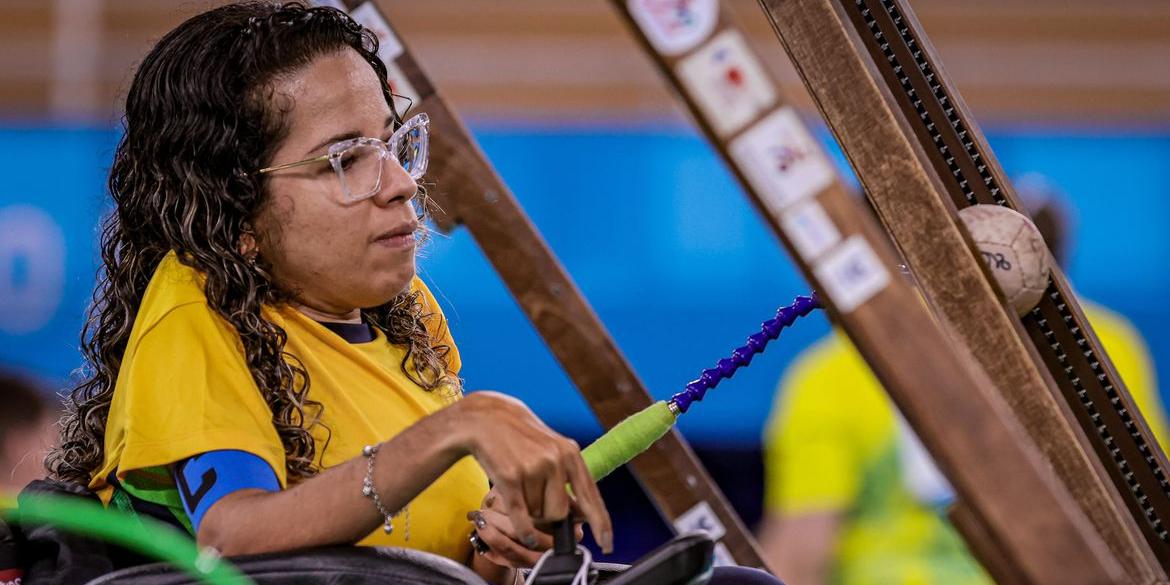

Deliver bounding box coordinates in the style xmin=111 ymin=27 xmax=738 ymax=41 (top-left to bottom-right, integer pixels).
xmin=48 ymin=1 xmax=454 ymax=486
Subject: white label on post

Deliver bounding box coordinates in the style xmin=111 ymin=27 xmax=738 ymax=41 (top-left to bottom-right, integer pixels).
xmin=676 ymin=30 xmax=776 ymax=137
xmin=782 ymin=200 xmax=842 ymax=262
xmin=712 ymin=543 xmax=736 ymax=567
xmin=672 ymin=501 xmax=727 ymax=541
xmin=815 ymin=236 xmax=890 ymax=313
xmin=385 ymin=61 xmax=420 ymax=111
xmin=311 ymin=0 xmax=347 ymax=11
xmin=351 ymin=2 xmax=404 ymax=65
xmin=730 ymin=107 xmax=835 ymax=210
xmin=628 ymin=0 xmax=719 ymax=56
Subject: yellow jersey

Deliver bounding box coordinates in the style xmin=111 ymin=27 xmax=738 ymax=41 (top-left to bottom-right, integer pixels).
xmin=90 ymin=252 xmax=489 ymax=562
xmin=763 ymin=302 xmax=1166 ymax=585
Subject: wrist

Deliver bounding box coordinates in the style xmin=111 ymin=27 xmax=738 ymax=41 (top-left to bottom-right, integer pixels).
xmin=434 ymin=391 xmax=482 ymax=457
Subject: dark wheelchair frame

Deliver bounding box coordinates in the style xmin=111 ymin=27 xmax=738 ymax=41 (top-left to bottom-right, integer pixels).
xmin=4 ymin=481 xmax=715 ymax=585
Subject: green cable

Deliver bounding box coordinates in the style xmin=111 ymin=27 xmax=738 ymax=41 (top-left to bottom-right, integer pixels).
xmin=0 ymin=401 xmax=676 ymax=585
xmin=581 ymin=401 xmax=678 ymax=481
xmin=2 ymin=494 xmax=251 ymax=585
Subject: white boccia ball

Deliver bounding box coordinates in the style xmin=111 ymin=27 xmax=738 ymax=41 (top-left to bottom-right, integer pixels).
xmin=958 ymin=204 xmax=1051 ymax=317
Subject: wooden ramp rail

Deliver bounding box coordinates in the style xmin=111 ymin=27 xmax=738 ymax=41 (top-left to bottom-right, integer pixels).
xmin=603 ymin=0 xmax=1154 ymax=582
xmin=330 ymin=0 xmax=767 ymax=568
xmin=753 ymin=0 xmax=1170 ymax=581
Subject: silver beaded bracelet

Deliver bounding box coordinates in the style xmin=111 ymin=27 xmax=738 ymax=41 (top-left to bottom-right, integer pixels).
xmin=361 ymin=444 xmax=410 ymax=541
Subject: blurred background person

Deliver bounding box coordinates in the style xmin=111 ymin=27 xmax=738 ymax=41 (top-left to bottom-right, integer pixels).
xmin=0 ymin=371 xmax=57 ymax=502
xmin=756 ymin=179 xmax=1169 ymax=585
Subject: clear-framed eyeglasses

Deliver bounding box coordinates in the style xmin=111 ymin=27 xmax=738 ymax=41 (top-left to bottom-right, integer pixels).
xmin=255 ymin=112 xmax=429 ymax=202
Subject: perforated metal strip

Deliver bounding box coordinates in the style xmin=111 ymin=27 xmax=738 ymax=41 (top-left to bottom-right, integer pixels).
xmin=845 ymin=0 xmax=1170 ymax=556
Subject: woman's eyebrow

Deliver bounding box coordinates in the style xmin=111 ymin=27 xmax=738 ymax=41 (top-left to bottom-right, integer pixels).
xmin=304 ymin=115 xmax=397 ymax=156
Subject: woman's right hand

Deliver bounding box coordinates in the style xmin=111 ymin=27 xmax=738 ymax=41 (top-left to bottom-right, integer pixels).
xmin=452 ymin=391 xmax=613 ymax=554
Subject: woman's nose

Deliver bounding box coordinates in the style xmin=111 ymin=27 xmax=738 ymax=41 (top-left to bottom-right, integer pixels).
xmin=371 ymin=154 xmax=417 ymax=207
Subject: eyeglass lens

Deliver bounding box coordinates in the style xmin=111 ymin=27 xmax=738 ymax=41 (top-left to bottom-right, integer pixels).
xmin=396 ymin=125 xmax=426 ymax=179
xmin=337 ymin=143 xmax=387 ymax=201
xmin=337 ymin=118 xmax=428 ymax=201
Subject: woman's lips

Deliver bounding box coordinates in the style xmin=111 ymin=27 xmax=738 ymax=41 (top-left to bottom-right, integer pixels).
xmin=373 ymin=231 xmax=416 ymax=249
xmin=371 ymin=222 xmax=419 ymax=249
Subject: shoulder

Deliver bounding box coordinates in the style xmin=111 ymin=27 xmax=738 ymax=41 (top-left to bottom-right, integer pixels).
xmin=774 ymin=330 xmax=894 ymax=430
xmin=133 ymin=252 xmax=216 ymax=334
xmin=783 ymin=331 xmax=874 ymax=394
xmin=1082 ymin=301 xmax=1146 ymax=352
xmin=408 ymin=276 xmax=461 ymax=374
xmin=122 ymin=252 xmax=253 ymax=367
xmin=409 ymin=276 xmax=443 ymax=313
xmin=408 ymin=276 xmax=453 ymax=340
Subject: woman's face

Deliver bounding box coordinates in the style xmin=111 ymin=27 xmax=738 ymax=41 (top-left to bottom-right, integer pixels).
xmin=254 ymin=48 xmax=419 ymax=318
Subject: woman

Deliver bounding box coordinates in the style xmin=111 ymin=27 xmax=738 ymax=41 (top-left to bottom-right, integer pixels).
xmin=46 ymin=3 xmax=608 ymax=584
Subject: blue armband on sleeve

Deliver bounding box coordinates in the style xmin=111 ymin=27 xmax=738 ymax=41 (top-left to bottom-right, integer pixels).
xmin=174 ymin=450 xmax=280 ymax=534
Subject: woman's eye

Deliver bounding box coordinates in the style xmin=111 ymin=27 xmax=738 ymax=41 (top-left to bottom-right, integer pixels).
xmin=338 ymin=153 xmax=357 ymax=170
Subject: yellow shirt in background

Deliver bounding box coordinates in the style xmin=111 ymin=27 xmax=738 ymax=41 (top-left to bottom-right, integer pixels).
xmin=91 ymin=252 xmax=489 ymax=562
xmin=763 ymin=302 xmax=1166 ymax=585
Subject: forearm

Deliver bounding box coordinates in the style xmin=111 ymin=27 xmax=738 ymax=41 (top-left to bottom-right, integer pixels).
xmin=198 ymin=405 xmax=467 ymax=555
xmin=758 ymin=512 xmax=840 ymax=585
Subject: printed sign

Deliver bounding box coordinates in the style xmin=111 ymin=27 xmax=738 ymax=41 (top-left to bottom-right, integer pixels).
xmin=677 ymin=31 xmax=776 ymax=136
xmin=712 ymin=543 xmax=735 ymax=568
xmin=814 ymin=235 xmax=890 ymax=313
xmin=781 ymin=200 xmax=841 ymax=262
xmin=730 ymin=107 xmax=835 ymax=210
xmin=673 ymin=500 xmax=726 ymax=541
xmin=628 ymin=0 xmax=719 ymax=56
xmin=350 ymin=2 xmax=405 ymax=65
xmin=385 ymin=62 xmax=421 ymax=112
xmin=311 ymin=0 xmax=348 ymax=11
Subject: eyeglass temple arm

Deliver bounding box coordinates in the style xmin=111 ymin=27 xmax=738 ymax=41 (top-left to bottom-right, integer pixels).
xmin=255 ymin=154 xmax=331 ymax=175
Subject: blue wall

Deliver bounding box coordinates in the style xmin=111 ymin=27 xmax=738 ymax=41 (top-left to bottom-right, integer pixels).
xmin=2 ymin=123 xmax=1168 ymax=446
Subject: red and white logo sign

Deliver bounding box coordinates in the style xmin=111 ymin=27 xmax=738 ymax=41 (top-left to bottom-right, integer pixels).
xmin=676 ymin=30 xmax=776 ymax=137
xmin=0 ymin=567 xmax=23 ymax=585
xmin=350 ymin=2 xmax=404 ymax=66
xmin=385 ymin=62 xmax=420 ymax=112
xmin=628 ymin=0 xmax=719 ymax=56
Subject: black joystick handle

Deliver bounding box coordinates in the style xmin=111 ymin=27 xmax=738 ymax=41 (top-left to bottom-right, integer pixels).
xmin=529 ymin=519 xmax=591 ymax=584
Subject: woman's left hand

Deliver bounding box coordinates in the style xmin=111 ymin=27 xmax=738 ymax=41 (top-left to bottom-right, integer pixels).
xmin=469 ymin=488 xmax=584 ymax=569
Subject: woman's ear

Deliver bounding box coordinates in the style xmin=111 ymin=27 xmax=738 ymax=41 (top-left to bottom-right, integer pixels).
xmin=238 ymin=223 xmax=258 ymax=260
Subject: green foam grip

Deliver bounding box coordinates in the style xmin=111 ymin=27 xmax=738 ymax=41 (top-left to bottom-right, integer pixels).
xmin=581 ymin=401 xmax=678 ymax=481
xmin=4 ymin=494 xmax=251 ymax=585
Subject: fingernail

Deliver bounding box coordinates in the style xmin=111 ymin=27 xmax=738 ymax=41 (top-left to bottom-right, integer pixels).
xmin=603 ymin=530 xmax=614 ymax=553
xmin=523 ymin=534 xmax=539 ymax=550
xmin=466 ymin=511 xmax=487 ymax=530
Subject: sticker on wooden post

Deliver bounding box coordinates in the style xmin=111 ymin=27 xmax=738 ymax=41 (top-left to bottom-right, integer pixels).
xmin=814 ymin=236 xmax=890 ymax=313
xmin=730 ymin=107 xmax=835 ymax=211
xmin=712 ymin=543 xmax=735 ymax=568
xmin=673 ymin=501 xmax=726 ymax=540
xmin=673 ymin=501 xmax=734 ymax=566
xmin=628 ymin=0 xmax=719 ymax=56
xmin=311 ymin=0 xmax=347 ymax=11
xmin=351 ymin=2 xmax=405 ymax=65
xmin=385 ymin=62 xmax=421 ymax=112
xmin=676 ymin=31 xmax=776 ymax=137
xmin=781 ymin=200 xmax=841 ymax=262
